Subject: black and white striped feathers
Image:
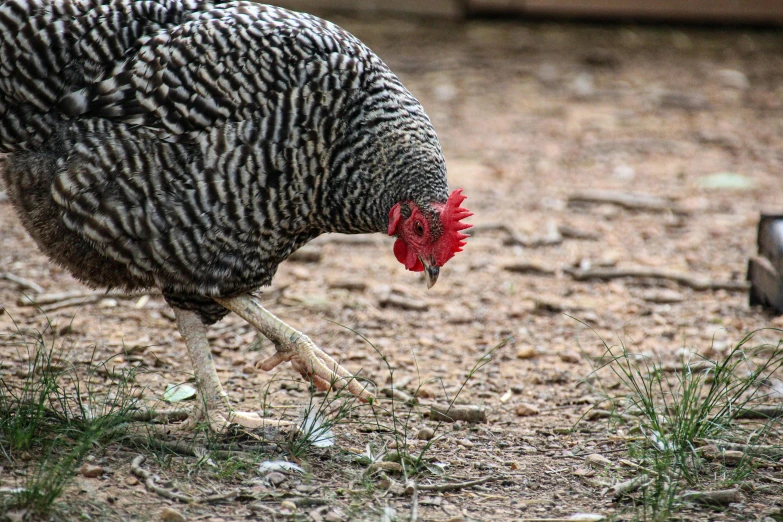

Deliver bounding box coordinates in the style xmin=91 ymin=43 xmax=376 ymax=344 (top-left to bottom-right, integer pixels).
xmin=0 ymin=0 xmax=452 ymax=322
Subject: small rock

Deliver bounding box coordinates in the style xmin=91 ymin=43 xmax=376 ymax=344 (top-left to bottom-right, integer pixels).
xmin=430 ymin=404 xmax=487 ymax=423
xmin=515 ymin=403 xmax=540 ymax=417
xmin=266 ymin=471 xmax=286 ymax=486
xmin=499 ymin=389 xmax=513 ymax=403
xmin=369 ymin=461 xmax=403 ymax=474
xmin=160 ymin=507 xmax=186 ymax=522
xmin=79 ymin=464 xmax=104 ymax=478
xmin=378 ymin=293 xmax=428 ymax=311
xmin=721 ymin=450 xmax=746 ymax=465
xmin=124 ymin=476 xmax=139 ymax=486
xmin=241 ymin=364 xmax=255 ymax=374
xmin=280 ymin=500 xmax=297 ymax=512
xmin=381 ymin=387 xmax=414 ymax=404
xmin=560 ymin=351 xmax=580 ymax=363
xmin=516 ymin=346 xmax=537 ymax=359
xmin=503 ymin=261 xmax=555 ymax=275
xmin=415 ymin=386 xmax=436 ymax=399
xmin=457 ymin=438 xmax=474 ymax=447
xmin=328 ymin=278 xmax=367 ymax=292
xmin=416 ymin=427 xmax=435 ymax=440
xmin=716 ymin=69 xmax=749 ymax=90
xmin=585 ymin=453 xmax=613 ymax=468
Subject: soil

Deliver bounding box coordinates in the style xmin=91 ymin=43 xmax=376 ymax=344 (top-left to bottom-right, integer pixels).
xmin=1 ymin=14 xmax=783 ymax=522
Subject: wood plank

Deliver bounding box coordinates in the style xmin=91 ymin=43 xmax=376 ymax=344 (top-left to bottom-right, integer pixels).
xmin=268 ymin=0 xmax=464 ymax=18
xmin=468 ymin=0 xmax=783 ymax=23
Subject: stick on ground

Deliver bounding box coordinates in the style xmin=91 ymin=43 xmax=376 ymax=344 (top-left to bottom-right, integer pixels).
xmin=564 ymin=266 xmax=748 ymax=291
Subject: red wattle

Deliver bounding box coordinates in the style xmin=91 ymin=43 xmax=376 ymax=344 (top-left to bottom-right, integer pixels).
xmin=394 ymin=238 xmax=424 ymax=272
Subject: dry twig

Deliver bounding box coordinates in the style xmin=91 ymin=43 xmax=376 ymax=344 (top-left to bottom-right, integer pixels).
xmin=131 ymin=455 xmax=241 ymax=504
xmin=564 ymin=266 xmax=748 ymax=292
xmin=131 ymin=455 xmax=194 ymax=503
xmin=699 ymin=439 xmax=783 ymax=459
xmin=680 ymin=488 xmax=740 ymax=506
xmin=733 ymin=406 xmax=783 ymax=420
xmin=17 ymin=290 xmax=159 ymax=310
xmin=1 ymin=272 xmax=44 ymax=293
xmin=415 ymin=475 xmax=502 ymax=492
xmin=409 ymin=480 xmax=419 ymax=522
xmin=467 ymin=222 xmax=562 ymax=248
xmin=607 ymin=474 xmax=651 ymax=498
xmin=568 ymin=189 xmax=676 ymax=212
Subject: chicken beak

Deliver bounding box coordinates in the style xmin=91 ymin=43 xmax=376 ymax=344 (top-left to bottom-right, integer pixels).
xmin=419 ymin=255 xmax=440 ymax=289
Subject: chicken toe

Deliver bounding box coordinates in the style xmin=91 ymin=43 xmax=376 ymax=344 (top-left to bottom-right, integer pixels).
xmin=215 ymin=295 xmax=374 ymax=402
xmin=174 ymin=306 xmax=290 ymax=432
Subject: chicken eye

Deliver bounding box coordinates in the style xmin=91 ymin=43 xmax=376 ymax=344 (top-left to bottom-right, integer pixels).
xmin=413 ymin=221 xmax=424 ymax=236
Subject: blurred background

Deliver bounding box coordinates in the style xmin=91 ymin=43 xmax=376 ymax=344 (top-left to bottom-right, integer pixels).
xmin=273 ymin=0 xmax=783 ymax=23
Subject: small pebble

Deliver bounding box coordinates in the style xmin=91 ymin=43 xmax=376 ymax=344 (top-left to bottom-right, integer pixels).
xmin=457 ymin=438 xmax=474 ymax=447
xmin=79 ymin=464 xmax=104 ymax=478
xmin=381 ymin=387 xmax=413 ymax=403
xmin=560 ymin=351 xmax=580 ymax=363
xmin=516 ymin=346 xmax=537 ymax=359
xmin=328 ymin=278 xmax=367 ymax=291
xmin=280 ymin=500 xmax=297 ymax=512
xmin=160 ymin=507 xmax=186 ymax=522
xmin=416 ymin=427 xmax=435 ymax=440
xmin=499 ymin=389 xmax=513 ymax=403
xmin=369 ymin=462 xmax=403 ymax=474
xmin=124 ymin=476 xmax=139 ymax=486
xmin=266 ymin=472 xmax=286 ymax=486
xmin=716 ymin=69 xmax=749 ymax=90
xmin=585 ymin=453 xmax=613 ymax=468
xmin=415 ymin=386 xmax=436 ymax=399
xmin=430 ymin=404 xmax=487 ymax=423
xmin=515 ymin=403 xmax=540 ymax=417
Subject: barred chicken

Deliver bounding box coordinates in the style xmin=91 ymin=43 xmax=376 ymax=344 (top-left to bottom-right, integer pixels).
xmin=0 ymin=0 xmax=472 ymax=431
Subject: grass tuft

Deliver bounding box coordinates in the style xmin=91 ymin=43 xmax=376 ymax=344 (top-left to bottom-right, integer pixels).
xmin=579 ymin=321 xmax=783 ymax=521
xmin=0 ymin=317 xmax=142 ymax=516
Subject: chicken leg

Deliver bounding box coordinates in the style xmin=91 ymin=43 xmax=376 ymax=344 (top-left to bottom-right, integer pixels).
xmin=214 ymin=295 xmax=373 ymax=402
xmin=174 ymin=307 xmax=287 ymax=432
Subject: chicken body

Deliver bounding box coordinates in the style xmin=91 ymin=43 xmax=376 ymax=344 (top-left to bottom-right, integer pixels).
xmin=0 ymin=0 xmax=467 ymax=430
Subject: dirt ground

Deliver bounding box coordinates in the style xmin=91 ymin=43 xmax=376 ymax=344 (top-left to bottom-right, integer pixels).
xmin=2 ymin=13 xmax=783 ymax=522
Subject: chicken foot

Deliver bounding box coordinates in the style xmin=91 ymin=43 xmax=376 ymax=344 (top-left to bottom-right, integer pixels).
xmin=173 ymin=307 xmax=289 ymax=432
xmin=214 ymin=294 xmax=374 ymax=402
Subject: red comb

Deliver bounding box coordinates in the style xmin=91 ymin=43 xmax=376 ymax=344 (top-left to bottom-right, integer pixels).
xmin=434 ymin=188 xmax=473 ymax=265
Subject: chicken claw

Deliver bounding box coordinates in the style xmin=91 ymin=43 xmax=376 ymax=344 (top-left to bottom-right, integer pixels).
xmin=214 ymin=295 xmax=374 ymax=402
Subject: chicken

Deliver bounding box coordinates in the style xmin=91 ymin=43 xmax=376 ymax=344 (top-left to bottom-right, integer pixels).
xmin=0 ymin=0 xmax=472 ymax=431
